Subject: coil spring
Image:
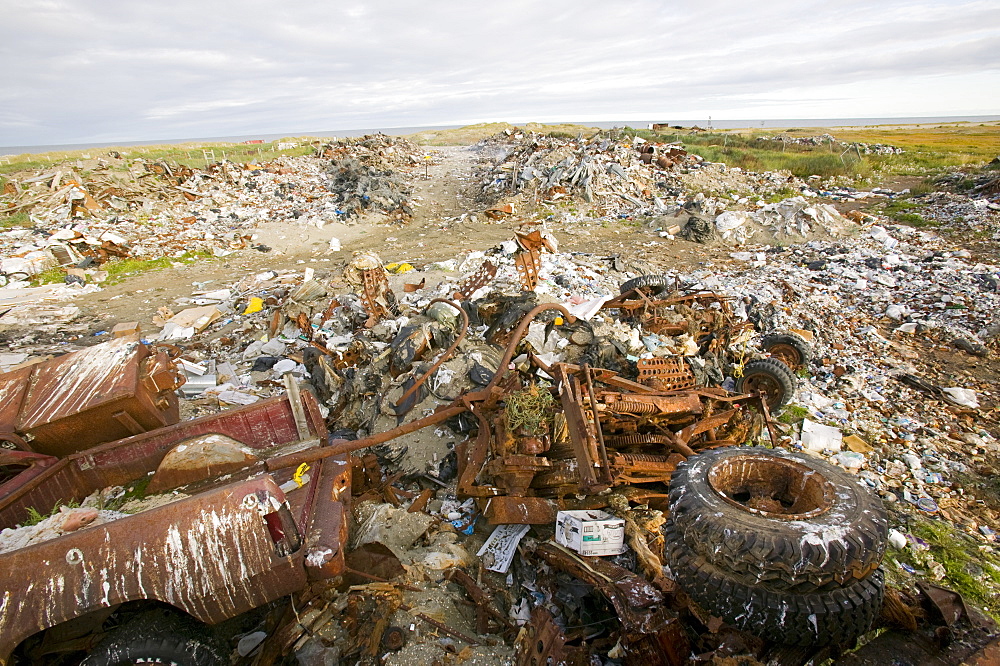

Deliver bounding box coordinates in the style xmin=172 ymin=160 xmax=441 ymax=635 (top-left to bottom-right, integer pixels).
xmin=608 ymin=399 xmax=659 ymax=414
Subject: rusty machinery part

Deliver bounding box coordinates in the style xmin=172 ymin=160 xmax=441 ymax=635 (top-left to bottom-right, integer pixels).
xmin=454 ymin=259 xmax=497 ymax=300
xmin=516 ymin=607 xmax=566 ymax=666
xmin=79 ymin=611 xmax=227 ymax=666
xmin=619 ymin=274 xmax=673 ymax=296
xmin=666 ymin=447 xmax=888 ymax=592
xmin=149 ymin=342 xmax=183 ymax=359
xmin=359 ymin=267 xmax=395 ymax=322
xmin=636 ymin=357 xmax=696 ymax=391
xmin=759 ymin=333 xmax=813 ymax=371
xmin=381 ymin=625 xmax=407 ymax=651
xmin=513 ymin=247 xmax=541 ymax=292
xmin=666 ymin=532 xmax=885 ymax=647
xmin=390 ymin=299 xmax=469 ymax=412
xmin=735 ymin=358 xmax=797 ymax=409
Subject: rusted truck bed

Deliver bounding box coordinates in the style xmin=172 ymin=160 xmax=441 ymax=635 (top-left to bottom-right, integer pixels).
xmin=0 ymin=392 xmax=350 ymax=665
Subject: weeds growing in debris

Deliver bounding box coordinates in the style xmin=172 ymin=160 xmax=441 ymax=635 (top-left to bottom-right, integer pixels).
xmin=622 ymin=127 xmax=875 ymax=180
xmin=100 ymin=252 xmax=210 ymax=285
xmin=778 ymin=405 xmax=810 ymax=425
xmin=28 ymin=251 xmax=211 ymax=287
xmin=0 ymin=211 xmax=31 ymax=228
xmin=505 ymin=384 xmax=556 ymax=435
xmin=884 ymin=515 xmax=1000 ymax=621
xmin=22 ymin=500 xmax=81 ymax=527
xmin=875 ymin=199 xmax=938 ymax=228
xmin=100 ymin=476 xmax=152 ymax=513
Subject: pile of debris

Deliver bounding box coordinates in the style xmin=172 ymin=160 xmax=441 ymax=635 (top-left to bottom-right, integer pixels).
xmin=760 ymin=134 xmax=905 ymax=155
xmin=473 ymin=130 xmax=697 ymax=215
xmin=0 ymin=135 xmax=425 ymax=284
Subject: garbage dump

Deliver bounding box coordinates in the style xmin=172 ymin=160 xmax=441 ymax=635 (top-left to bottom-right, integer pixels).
xmin=0 ymin=134 xmax=422 ymax=285
xmin=0 ymin=126 xmax=998 ymax=665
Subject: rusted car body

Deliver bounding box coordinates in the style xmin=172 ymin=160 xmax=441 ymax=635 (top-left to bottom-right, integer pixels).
xmin=0 ymin=391 xmax=349 ymax=664
xmin=0 ymin=336 xmax=185 ymax=456
xmin=0 ymin=450 xmax=58 ymax=503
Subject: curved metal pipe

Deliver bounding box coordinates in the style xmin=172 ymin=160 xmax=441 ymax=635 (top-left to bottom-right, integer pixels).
xmin=487 ymin=303 xmax=576 ymax=391
xmin=392 ymin=298 xmax=469 ymax=411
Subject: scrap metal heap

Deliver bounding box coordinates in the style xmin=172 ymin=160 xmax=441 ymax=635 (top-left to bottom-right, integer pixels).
xmin=455 ymin=351 xmax=768 ymax=525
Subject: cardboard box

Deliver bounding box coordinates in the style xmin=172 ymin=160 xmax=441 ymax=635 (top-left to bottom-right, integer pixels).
xmin=554 ymin=510 xmax=626 ymax=556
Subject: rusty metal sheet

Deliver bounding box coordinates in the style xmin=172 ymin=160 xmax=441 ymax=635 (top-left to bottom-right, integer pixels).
xmin=0 ymin=450 xmax=58 ymax=503
xmin=0 ymin=475 xmax=309 ymax=663
xmin=514 ymin=247 xmax=541 ymax=291
xmin=455 ymin=259 xmax=497 ymax=300
xmin=636 ymin=357 xmax=696 ymax=391
xmin=0 ymin=337 xmax=184 ymax=457
xmin=480 ymin=495 xmax=557 ymax=524
xmin=0 ymin=393 xmax=347 ymax=664
xmin=0 ymin=393 xmax=328 ymax=530
xmin=516 ymin=607 xmax=566 ymax=666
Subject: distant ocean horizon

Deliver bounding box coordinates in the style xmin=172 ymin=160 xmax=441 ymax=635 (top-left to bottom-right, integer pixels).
xmin=3 ymin=115 xmax=999 ymax=156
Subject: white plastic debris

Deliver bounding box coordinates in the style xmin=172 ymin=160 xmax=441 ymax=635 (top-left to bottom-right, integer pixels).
xmin=800 ymin=419 xmax=843 ymax=453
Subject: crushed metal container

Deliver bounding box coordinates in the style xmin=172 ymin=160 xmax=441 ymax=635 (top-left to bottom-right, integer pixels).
xmin=0 ymin=336 xmax=185 ymax=457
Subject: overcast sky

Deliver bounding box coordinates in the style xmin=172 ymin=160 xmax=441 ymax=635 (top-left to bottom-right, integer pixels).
xmin=2 ymin=0 xmax=998 ymax=146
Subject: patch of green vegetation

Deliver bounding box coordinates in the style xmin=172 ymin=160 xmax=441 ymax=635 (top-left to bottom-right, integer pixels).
xmin=621 ymin=128 xmax=873 ymax=179
xmin=101 ymin=251 xmax=209 ymax=285
xmin=874 ymin=198 xmax=938 ymax=228
xmin=29 ymin=251 xmax=211 ymax=287
xmin=908 ymin=178 xmax=938 ymax=196
xmin=778 ymin=404 xmax=809 ymax=425
xmin=22 ymin=499 xmax=81 ymax=526
xmin=29 ymin=267 xmax=65 ymax=286
xmin=761 ymin=186 xmax=801 ymax=203
xmin=884 ymin=515 xmax=1000 ymax=621
xmin=0 ymin=211 xmax=31 ymax=228
xmin=102 ymin=476 xmax=152 ymax=512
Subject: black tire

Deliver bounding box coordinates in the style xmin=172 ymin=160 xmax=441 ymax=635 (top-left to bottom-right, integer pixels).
xmin=81 ymin=614 xmax=226 ymax=666
xmin=666 ymin=447 xmax=888 ymax=592
xmin=619 ymin=274 xmax=671 ymax=295
xmin=736 ymin=358 xmax=797 ymax=408
xmin=760 ymin=333 xmax=812 ymax=371
xmin=666 ymin=532 xmax=884 ymax=647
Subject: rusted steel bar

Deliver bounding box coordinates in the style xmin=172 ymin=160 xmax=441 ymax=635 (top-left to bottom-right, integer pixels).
xmin=266 ymin=405 xmax=467 ymax=471
xmin=400 ymin=604 xmax=483 ymax=646
xmin=583 ymin=364 xmax=613 ymax=486
xmin=392 ymin=299 xmax=469 ymax=410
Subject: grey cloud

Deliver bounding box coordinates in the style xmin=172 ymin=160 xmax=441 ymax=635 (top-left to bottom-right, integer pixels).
xmin=1 ymin=0 xmax=997 ymax=146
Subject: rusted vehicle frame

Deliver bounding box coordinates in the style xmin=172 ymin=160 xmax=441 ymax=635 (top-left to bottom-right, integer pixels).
xmin=0 ymin=337 xmax=185 ymax=457
xmin=535 ymin=542 xmax=688 ymax=665
xmin=601 ymin=289 xmax=746 ymax=342
xmin=0 ymin=392 xmax=349 ymax=665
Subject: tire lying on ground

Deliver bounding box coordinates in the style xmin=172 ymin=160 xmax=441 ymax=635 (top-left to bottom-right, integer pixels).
xmin=666 ymin=530 xmax=885 ymax=647
xmin=666 ymin=446 xmax=888 ymax=592
xmin=735 ymin=358 xmax=798 ymax=408
xmin=760 ymin=333 xmax=812 ymax=371
xmin=619 ymin=274 xmax=672 ymax=296
xmin=81 ymin=613 xmax=226 ymax=666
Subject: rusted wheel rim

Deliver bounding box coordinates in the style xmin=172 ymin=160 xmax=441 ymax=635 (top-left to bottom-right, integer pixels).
xmin=767 ymin=343 xmax=805 ymax=370
xmin=708 ymin=454 xmax=834 ymax=520
xmin=741 ymin=372 xmax=786 ymax=407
